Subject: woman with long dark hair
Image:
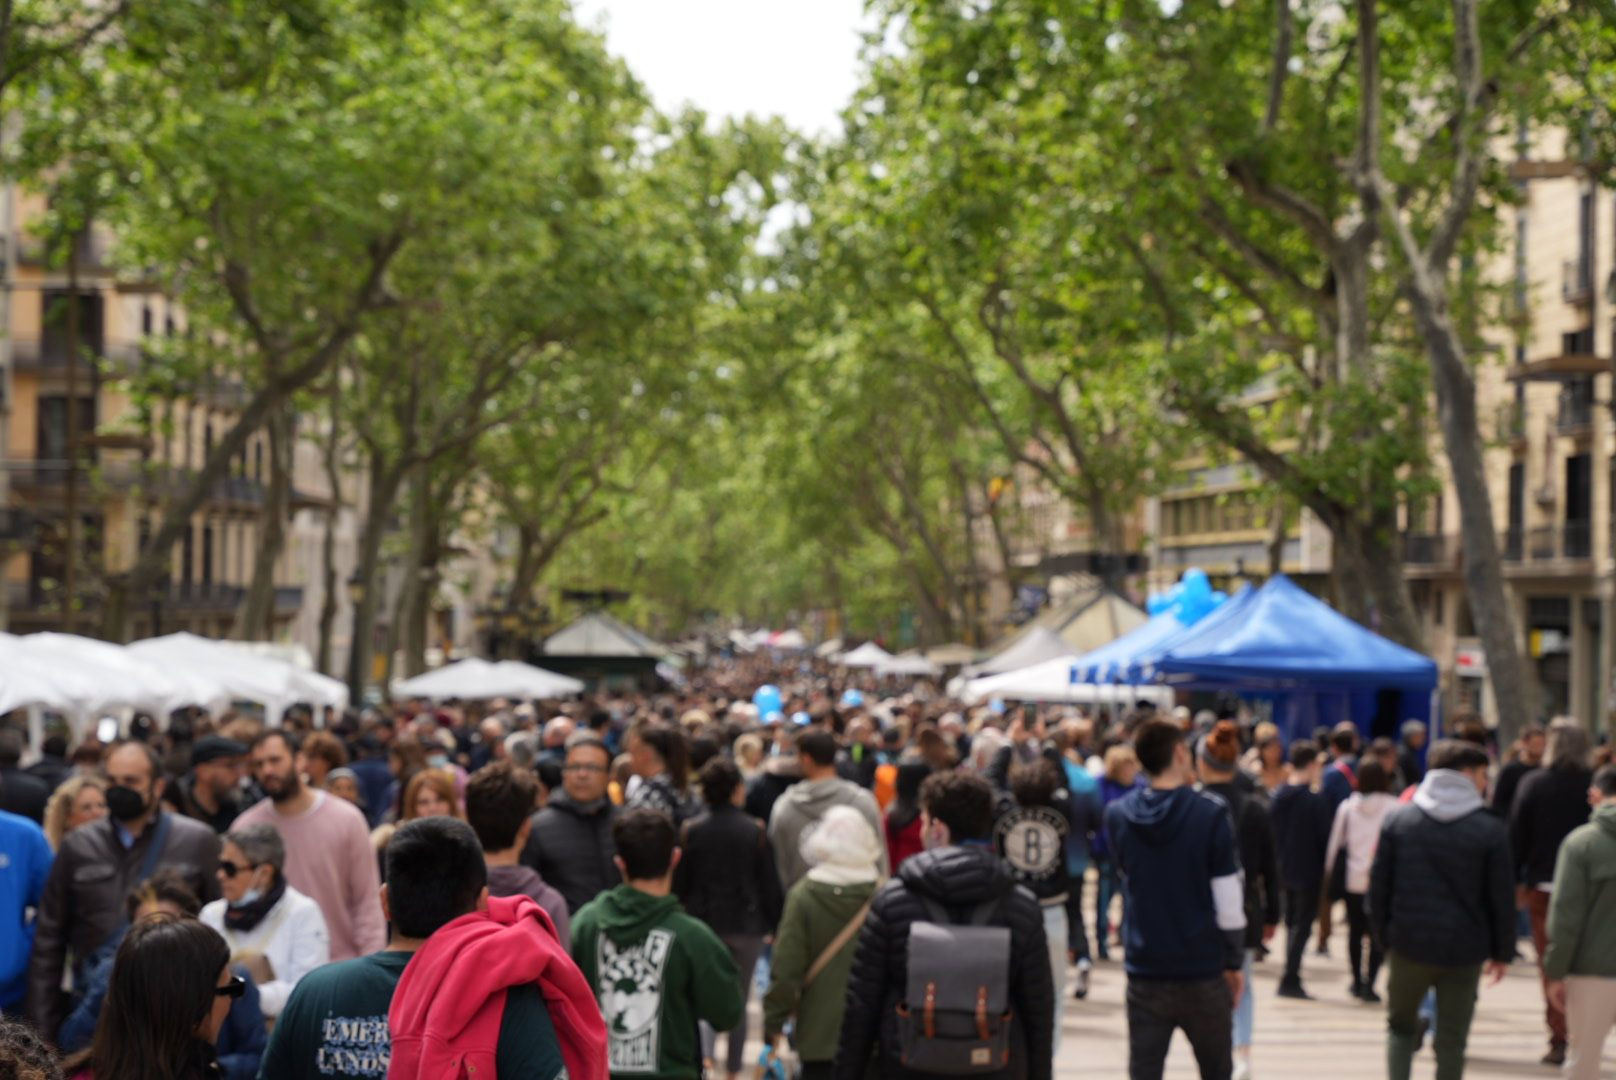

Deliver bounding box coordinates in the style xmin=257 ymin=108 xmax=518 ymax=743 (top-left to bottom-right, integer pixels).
xmin=882 ymin=758 xmax=931 ymax=872
xmin=67 ymin=914 xmax=240 ymax=1080
xmin=625 ymin=723 xmax=696 ymax=822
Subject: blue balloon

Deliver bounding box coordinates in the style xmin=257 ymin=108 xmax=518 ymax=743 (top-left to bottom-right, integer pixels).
xmin=753 ymin=684 xmax=783 ymax=717
xmin=839 ymin=689 xmax=865 ymax=708
xmin=1181 ymin=567 xmax=1211 ymax=597
xmin=1147 ymin=594 xmax=1171 ymax=615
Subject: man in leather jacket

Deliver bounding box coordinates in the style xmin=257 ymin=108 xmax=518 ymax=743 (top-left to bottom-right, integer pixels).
xmin=25 ymin=740 xmax=220 ymax=1037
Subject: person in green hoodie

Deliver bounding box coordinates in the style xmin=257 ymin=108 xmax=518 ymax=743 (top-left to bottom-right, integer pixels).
xmin=762 ymin=805 xmax=884 ymax=1080
xmin=571 ymin=808 xmax=743 ymax=1079
xmin=1544 ymin=764 xmax=1616 ymax=1080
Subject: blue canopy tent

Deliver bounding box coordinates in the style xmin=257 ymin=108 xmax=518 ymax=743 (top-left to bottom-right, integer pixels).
xmin=1072 ymin=612 xmax=1190 ymax=684
xmin=1143 ymin=575 xmax=1439 ymax=743
xmin=1120 ymin=584 xmax=1260 ymax=685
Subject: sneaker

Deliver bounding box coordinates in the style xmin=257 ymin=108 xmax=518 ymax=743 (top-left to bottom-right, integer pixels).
xmin=1541 ymin=1045 xmax=1566 ymax=1067
xmin=1360 ymin=986 xmax=1381 ymax=1004
xmin=1276 ymin=980 xmax=1313 ymax=1000
xmin=1233 ymin=1060 xmax=1253 ymax=1080
xmin=1073 ymin=960 xmax=1091 ymax=1000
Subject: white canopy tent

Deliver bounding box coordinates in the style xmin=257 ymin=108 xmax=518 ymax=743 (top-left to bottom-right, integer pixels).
xmin=965 ymin=627 xmax=1078 ymax=678
xmin=814 ymin=637 xmax=844 ymax=659
xmin=393 ymin=657 xmax=584 ymax=701
xmin=22 ymin=633 xmax=231 ymax=717
xmin=769 ymin=629 xmax=808 ymax=651
xmin=875 ymin=652 xmax=942 ymax=678
xmin=960 ymin=654 xmax=1175 ymax=708
xmin=839 ymin=642 xmax=893 ymax=668
xmin=127 ymin=633 xmax=347 ymax=726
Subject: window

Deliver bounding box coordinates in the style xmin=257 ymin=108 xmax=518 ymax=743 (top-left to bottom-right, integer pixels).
xmin=40 ymin=290 xmax=105 ymax=364
xmin=35 ymin=397 xmax=96 ymax=460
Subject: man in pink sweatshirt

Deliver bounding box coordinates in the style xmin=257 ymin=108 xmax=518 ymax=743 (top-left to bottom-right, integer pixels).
xmin=235 ymin=731 xmax=385 ymax=960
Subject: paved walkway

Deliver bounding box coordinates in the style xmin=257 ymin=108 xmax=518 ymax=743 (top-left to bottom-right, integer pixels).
xmin=736 ymin=909 xmax=1615 ymax=1078
xmin=1056 ymin=920 xmax=1611 ymax=1078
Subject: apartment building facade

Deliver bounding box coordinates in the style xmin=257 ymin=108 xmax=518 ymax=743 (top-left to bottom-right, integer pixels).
xmin=0 ymin=185 xmax=361 ymax=663
xmin=1403 ymin=128 xmax=1616 ymax=729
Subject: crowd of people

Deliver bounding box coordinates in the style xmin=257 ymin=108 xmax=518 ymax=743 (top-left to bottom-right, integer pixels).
xmin=0 ymin=653 xmax=1613 ymax=1080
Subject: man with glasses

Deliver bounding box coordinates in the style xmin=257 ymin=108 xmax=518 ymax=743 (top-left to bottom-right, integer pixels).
xmin=522 ymin=734 xmax=620 ymax=913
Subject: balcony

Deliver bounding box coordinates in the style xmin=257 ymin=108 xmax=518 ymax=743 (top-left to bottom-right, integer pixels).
xmin=274 ymin=586 xmax=305 ymax=612
xmin=1403 ymin=533 xmax=1459 ymax=567
xmin=147 ymin=466 xmax=265 ymax=510
xmin=10 ymin=337 xmax=143 ymax=374
xmin=1564 ymin=257 xmax=1594 ymax=305
xmin=157 ymin=582 xmax=247 ymax=612
xmin=1503 ymin=527 xmax=1524 ymax=562
xmin=1558 ymin=385 xmax=1596 ymax=436
xmin=1495 ymin=401 xmax=1526 ymax=444
xmin=1522 ymin=521 xmax=1593 ymax=565
xmin=5 ymin=459 xmax=143 ymax=492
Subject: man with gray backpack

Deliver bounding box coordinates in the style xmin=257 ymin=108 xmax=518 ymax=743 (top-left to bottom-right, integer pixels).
xmin=834 ymin=769 xmax=1053 ymax=1080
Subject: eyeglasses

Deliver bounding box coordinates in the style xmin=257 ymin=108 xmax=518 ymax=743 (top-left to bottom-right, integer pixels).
xmin=218 ymin=861 xmax=258 ymax=878
xmin=215 ymin=975 xmax=247 ymax=1000
xmin=563 ymin=764 xmax=608 ymax=774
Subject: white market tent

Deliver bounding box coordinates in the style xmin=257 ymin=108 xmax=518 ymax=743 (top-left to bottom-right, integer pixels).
xmin=839 ymin=641 xmax=894 ymax=668
xmin=965 ymin=627 xmax=1077 ymax=678
xmin=814 ymin=638 xmax=844 ymax=659
xmin=20 ymin=632 xmax=231 ymax=717
xmin=960 ymin=655 xmax=1175 ymax=708
xmin=393 ymin=658 xmax=584 ymax=701
xmin=769 ymin=629 xmax=808 ymax=651
xmin=127 ymin=632 xmax=347 ymax=725
xmin=875 ymin=652 xmax=942 ymax=678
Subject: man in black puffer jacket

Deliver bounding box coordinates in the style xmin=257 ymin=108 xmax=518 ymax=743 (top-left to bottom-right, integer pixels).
xmin=520 ymin=735 xmax=618 ymax=913
xmin=1369 ymin=740 xmax=1514 ymax=1080
xmin=835 ymin=770 xmax=1053 ymax=1080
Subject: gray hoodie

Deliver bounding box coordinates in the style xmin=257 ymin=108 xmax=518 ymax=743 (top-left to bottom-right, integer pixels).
xmin=767 ymin=777 xmax=887 ymax=890
xmin=1412 ymin=768 xmax=1484 ymax=822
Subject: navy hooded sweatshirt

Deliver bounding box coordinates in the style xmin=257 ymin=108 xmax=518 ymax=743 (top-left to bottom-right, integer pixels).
xmin=1105 ymin=785 xmax=1245 ymax=980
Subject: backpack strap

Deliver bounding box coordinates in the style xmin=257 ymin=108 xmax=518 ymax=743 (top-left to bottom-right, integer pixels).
xmin=918 ymin=895 xmax=1003 ymax=927
xmin=803 ymin=896 xmax=873 ymax=989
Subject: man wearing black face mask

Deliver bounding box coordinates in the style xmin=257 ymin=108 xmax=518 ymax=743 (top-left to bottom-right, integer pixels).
xmin=24 ymin=739 xmax=220 ymax=1038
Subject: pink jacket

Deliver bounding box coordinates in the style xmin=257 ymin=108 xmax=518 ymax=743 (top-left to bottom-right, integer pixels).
xmin=387 ymin=894 xmax=607 ymax=1080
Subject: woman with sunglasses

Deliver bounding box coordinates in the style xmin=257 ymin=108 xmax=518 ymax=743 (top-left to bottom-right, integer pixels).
xmin=58 ymin=872 xmax=267 ymax=1080
xmin=66 ymin=914 xmax=242 ymax=1080
xmin=200 ymin=824 xmax=330 ymax=1018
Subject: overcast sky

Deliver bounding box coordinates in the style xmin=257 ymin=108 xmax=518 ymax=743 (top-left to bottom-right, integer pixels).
xmin=571 ymin=0 xmax=871 ymax=135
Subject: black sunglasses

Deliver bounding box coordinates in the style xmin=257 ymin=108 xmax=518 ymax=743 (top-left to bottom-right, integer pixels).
xmin=218 ymin=860 xmax=257 ymax=878
xmin=215 ymin=975 xmax=246 ymax=1000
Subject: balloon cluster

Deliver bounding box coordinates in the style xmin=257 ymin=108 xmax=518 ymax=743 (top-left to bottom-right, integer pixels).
xmin=753 ymin=684 xmax=783 ymax=717
xmin=1145 ymin=567 xmax=1228 ymax=624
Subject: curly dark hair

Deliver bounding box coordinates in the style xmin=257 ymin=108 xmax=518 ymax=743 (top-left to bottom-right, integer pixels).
xmin=0 ymin=1015 xmax=62 ymax=1080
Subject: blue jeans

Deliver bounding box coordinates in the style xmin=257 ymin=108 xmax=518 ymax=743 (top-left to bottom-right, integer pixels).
xmin=1233 ymin=949 xmax=1255 ymax=1049
xmin=1095 ymin=856 xmax=1124 ymax=957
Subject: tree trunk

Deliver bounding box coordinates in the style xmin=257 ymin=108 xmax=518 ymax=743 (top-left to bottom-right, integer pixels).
xmin=315 ymin=393 xmax=343 ymax=675
xmin=346 ymin=454 xmax=406 ymax=702
xmin=1266 ymin=497 xmax=1287 ymax=578
xmin=400 ymin=463 xmax=434 ymax=677
xmin=1414 ymin=295 xmax=1534 ymax=742
xmin=233 ymin=405 xmax=292 ymax=639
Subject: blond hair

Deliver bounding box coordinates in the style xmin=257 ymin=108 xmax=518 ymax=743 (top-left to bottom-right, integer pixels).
xmin=44 ymin=774 xmax=106 ymax=851
xmin=1103 ymin=743 xmax=1139 ymax=783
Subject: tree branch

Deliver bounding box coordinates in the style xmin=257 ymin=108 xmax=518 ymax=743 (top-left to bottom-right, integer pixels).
xmin=1263 ymin=0 xmax=1294 ymax=133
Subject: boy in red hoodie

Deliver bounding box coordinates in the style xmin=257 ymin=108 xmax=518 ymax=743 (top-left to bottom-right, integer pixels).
xmin=260 ymin=817 xmax=599 ymax=1079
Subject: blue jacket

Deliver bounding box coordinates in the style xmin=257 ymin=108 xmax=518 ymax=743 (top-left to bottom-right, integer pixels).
xmin=0 ymin=810 xmax=52 ymax=1010
xmin=60 ymin=940 xmax=267 ymax=1080
xmin=1105 ymin=785 xmax=1242 ymax=980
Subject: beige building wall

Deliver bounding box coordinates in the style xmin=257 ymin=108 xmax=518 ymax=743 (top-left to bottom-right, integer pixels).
xmin=1407 ymin=155 xmax=1614 ymax=730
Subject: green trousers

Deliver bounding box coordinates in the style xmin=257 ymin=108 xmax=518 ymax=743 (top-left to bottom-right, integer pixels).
xmin=1385 ymin=949 xmax=1482 ymax=1080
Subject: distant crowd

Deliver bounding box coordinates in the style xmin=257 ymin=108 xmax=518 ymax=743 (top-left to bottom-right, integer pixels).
xmin=0 ymin=654 xmax=1614 ymax=1080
